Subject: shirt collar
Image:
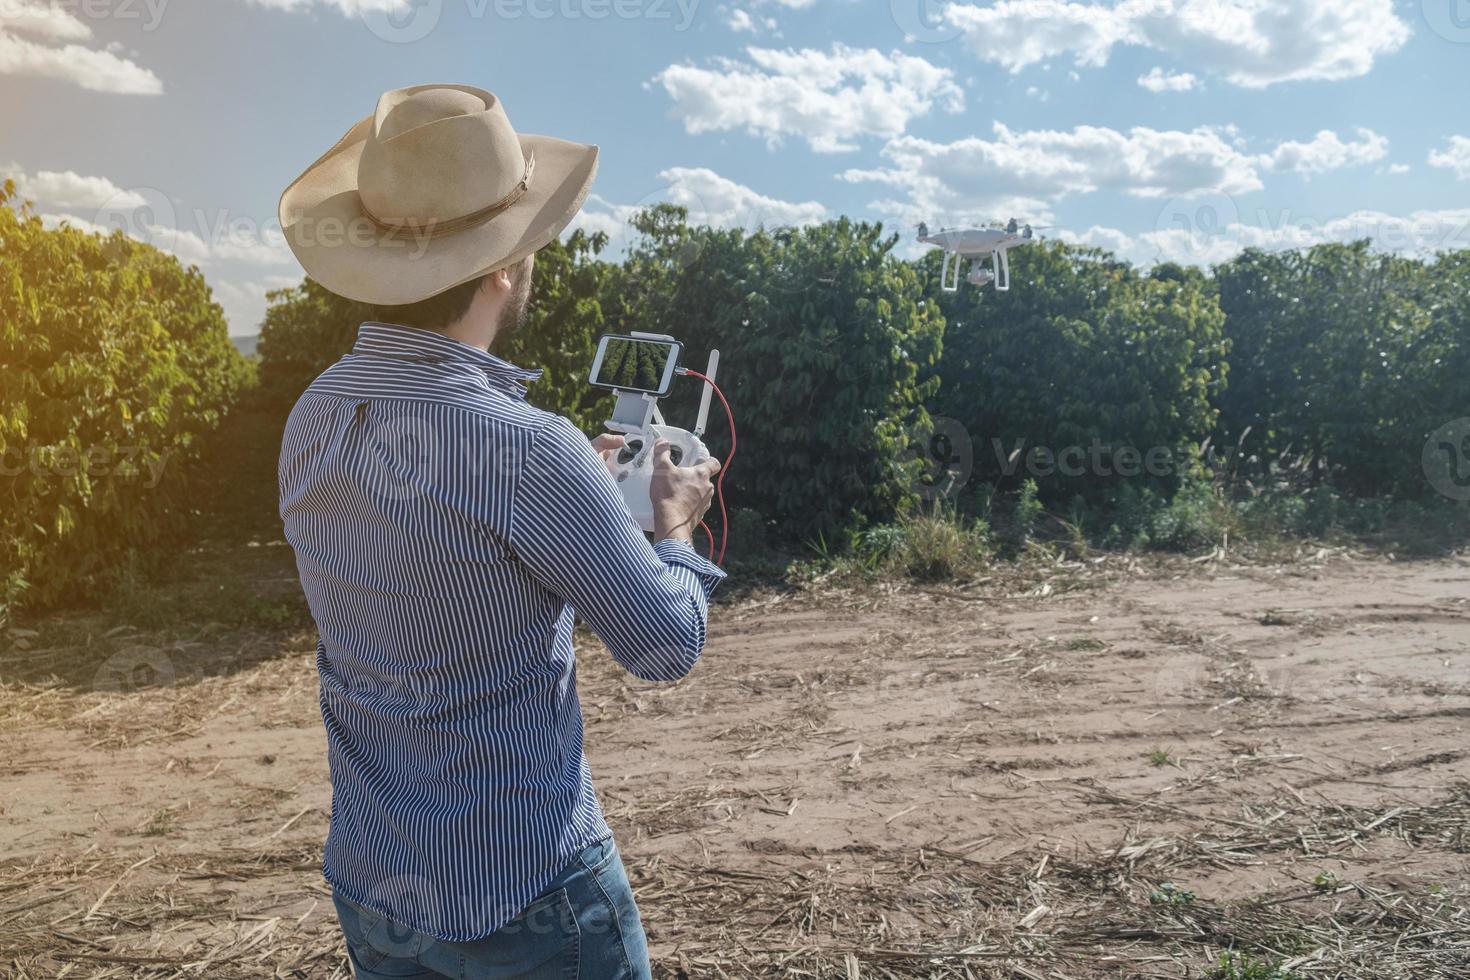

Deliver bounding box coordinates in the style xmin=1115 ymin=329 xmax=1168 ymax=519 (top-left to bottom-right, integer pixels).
xmin=352 ymin=322 xmax=542 ymax=397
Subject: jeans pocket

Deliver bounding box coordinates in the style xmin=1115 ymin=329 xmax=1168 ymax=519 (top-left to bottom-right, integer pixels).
xmin=468 ymin=887 xmax=580 ymax=980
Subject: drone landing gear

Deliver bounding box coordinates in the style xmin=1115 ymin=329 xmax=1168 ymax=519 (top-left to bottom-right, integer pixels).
xmin=940 ymin=249 xmax=962 ymax=292
xmin=994 ymin=248 xmax=1011 ymax=292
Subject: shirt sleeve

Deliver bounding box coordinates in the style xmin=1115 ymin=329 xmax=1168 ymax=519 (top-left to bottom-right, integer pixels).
xmin=508 ymin=414 xmax=726 ymax=682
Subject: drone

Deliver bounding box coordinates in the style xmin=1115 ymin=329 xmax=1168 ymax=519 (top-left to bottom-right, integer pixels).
xmin=917 ymin=218 xmax=1038 ymax=292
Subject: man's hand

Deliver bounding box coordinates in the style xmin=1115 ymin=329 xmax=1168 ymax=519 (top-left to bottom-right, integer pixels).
xmin=590 ymin=433 xmax=625 ymax=476
xmin=650 ymin=439 xmax=720 ymax=544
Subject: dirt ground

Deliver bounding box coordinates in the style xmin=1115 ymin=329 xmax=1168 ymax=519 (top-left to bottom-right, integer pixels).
xmin=1 ymin=544 xmax=1467 ymax=978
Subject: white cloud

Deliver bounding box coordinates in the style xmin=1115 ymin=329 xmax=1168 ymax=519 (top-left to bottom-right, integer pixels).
xmin=570 ymin=167 xmax=825 ymax=254
xmin=726 ymin=8 xmax=777 ymax=33
xmin=946 ymin=0 xmax=1409 ymax=89
xmin=1265 ymin=128 xmax=1388 ymax=177
xmin=654 ymin=44 xmax=963 ymax=153
xmin=1428 ymin=136 xmax=1470 ymax=181
xmin=0 ymin=0 xmax=163 ymax=94
xmin=3 ymin=163 xmax=147 ymax=210
xmin=842 ymin=123 xmax=1266 ymax=225
xmin=657 ymin=166 xmax=826 ymax=227
xmin=947 ymin=0 xmax=1130 ymax=72
xmin=1060 ymin=207 xmax=1470 ymax=268
xmin=1138 ymin=67 xmax=1198 ymax=92
xmin=844 ymin=123 xmax=1396 ymax=224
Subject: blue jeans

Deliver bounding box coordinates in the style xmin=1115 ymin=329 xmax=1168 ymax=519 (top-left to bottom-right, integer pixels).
xmin=332 ymin=837 xmax=652 ymax=980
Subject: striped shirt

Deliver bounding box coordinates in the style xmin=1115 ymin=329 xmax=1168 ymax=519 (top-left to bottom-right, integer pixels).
xmin=278 ymin=321 xmax=725 ymax=942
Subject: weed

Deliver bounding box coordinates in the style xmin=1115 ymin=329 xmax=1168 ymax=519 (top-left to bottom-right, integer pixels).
xmin=142 ymin=810 xmax=174 ymax=837
xmin=1149 ymin=882 xmax=1195 ymax=907
xmin=1206 ymin=951 xmax=1301 ymax=980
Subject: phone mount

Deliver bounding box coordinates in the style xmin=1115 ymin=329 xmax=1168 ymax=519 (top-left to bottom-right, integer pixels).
xmin=603 ymin=332 xmax=720 ymax=533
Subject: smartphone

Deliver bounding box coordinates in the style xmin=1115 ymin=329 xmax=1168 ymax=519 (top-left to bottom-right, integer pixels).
xmin=588 ymin=334 xmax=682 ymax=396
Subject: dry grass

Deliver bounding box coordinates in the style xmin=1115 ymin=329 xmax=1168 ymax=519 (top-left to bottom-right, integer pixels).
xmin=2 ymin=538 xmax=1467 ymax=978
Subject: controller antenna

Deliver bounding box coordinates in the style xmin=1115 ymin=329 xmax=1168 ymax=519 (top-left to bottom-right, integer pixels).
xmin=686 ymin=349 xmax=720 ymax=438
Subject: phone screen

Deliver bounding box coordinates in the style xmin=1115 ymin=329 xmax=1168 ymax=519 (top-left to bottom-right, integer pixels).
xmin=589 ymin=335 xmax=681 ymax=395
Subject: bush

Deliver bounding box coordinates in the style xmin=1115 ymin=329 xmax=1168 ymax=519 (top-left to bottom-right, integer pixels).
xmin=842 ymin=507 xmax=991 ymax=581
xmin=928 ymin=240 xmax=1228 ymax=506
xmin=0 ymin=181 xmax=249 ymax=612
xmin=1214 ymin=242 xmax=1470 ymax=497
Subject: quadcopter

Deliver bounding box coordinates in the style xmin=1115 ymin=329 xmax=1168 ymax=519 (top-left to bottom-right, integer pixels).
xmin=917 ymin=218 xmax=1038 ymax=292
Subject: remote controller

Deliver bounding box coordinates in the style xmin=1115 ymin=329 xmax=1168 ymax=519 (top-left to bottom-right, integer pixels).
xmin=607 ymin=424 xmax=711 ymax=532
xmin=592 ymin=335 xmax=721 ymax=534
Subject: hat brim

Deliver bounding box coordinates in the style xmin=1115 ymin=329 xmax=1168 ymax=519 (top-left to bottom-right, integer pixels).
xmin=278 ymin=115 xmax=598 ymax=306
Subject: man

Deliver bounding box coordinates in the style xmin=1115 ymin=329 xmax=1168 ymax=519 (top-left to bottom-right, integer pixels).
xmin=276 ymin=84 xmax=724 ymax=979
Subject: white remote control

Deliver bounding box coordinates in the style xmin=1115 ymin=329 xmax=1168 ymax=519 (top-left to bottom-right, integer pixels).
xmin=594 ymin=337 xmax=719 ymax=533
xmin=607 ymin=425 xmax=710 ymax=532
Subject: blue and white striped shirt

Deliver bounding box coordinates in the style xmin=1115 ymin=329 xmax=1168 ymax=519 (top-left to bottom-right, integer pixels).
xmin=278 ymin=322 xmax=725 ymax=942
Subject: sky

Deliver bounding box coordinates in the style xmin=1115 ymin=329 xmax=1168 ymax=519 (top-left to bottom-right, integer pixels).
xmin=2 ymin=0 xmax=1469 ymax=335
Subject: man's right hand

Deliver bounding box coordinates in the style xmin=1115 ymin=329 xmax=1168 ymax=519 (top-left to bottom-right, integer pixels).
xmin=650 ymin=439 xmax=720 ymax=544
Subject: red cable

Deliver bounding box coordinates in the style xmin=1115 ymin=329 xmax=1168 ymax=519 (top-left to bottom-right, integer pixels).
xmin=682 ymin=369 xmax=735 ymax=566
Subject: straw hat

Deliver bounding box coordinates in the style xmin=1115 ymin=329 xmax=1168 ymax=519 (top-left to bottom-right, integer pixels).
xmin=278 ymin=84 xmax=598 ymax=305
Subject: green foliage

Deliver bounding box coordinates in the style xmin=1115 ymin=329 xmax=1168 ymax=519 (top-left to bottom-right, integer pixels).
xmin=1149 ymin=881 xmax=1195 ymax=905
xmin=1012 ymin=478 xmax=1044 ymax=544
xmin=929 ymin=240 xmax=1228 ymax=504
xmin=0 ymin=181 xmax=249 ymax=612
xmin=877 ymin=506 xmax=991 ymax=581
xmin=231 ymin=208 xmax=1470 ymax=575
xmin=807 ymin=506 xmax=991 ymax=582
xmin=1214 ymin=242 xmax=1469 ymax=496
xmin=1206 ymin=952 xmax=1301 ymax=980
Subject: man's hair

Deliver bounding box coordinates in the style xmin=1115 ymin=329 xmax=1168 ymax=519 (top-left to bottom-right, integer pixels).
xmin=365 ymin=274 xmax=488 ymax=333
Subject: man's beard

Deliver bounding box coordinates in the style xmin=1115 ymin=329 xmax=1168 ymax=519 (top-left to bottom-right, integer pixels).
xmin=496 ymin=256 xmax=534 ymax=337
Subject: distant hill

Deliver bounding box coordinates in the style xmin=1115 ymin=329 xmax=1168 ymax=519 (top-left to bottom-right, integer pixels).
xmin=232 ymin=334 xmax=259 ymax=358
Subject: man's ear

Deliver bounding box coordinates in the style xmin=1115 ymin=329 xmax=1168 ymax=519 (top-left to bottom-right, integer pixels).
xmin=484 ymin=267 xmax=513 ymax=296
